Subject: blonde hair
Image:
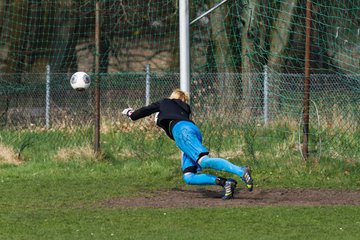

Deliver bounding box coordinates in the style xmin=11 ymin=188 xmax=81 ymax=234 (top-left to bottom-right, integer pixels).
xmin=169 ymin=88 xmax=190 ymax=103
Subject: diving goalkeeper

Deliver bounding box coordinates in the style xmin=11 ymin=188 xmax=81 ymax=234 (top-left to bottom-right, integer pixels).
xmin=122 ymin=89 xmax=253 ymax=200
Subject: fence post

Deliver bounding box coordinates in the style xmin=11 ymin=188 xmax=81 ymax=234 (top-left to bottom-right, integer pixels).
xmin=94 ymin=1 xmax=101 ymax=154
xmin=45 ymin=64 xmax=51 ymax=129
xmin=264 ymin=65 xmax=268 ymax=126
xmin=145 ymin=64 xmax=151 ymax=106
xmin=302 ymin=0 xmax=312 ymax=160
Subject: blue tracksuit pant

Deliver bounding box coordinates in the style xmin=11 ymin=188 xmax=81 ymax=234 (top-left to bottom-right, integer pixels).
xmin=172 ymin=121 xmax=246 ymax=185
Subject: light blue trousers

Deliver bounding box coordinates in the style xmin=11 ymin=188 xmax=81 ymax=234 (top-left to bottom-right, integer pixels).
xmin=172 ymin=121 xmax=246 ymax=185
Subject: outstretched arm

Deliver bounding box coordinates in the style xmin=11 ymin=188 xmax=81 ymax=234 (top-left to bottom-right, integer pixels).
xmin=122 ymin=101 xmax=161 ymax=121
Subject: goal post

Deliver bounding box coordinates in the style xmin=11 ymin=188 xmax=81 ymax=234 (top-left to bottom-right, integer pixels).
xmin=179 ymin=0 xmax=190 ymax=95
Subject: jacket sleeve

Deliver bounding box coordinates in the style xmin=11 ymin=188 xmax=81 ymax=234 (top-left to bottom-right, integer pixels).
xmin=130 ymin=100 xmax=161 ymax=121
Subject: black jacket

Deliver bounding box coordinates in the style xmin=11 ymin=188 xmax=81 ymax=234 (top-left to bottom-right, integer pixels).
xmin=130 ymin=98 xmax=193 ymax=139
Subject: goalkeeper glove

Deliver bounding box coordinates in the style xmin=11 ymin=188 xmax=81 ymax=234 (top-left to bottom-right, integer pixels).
xmin=122 ymin=108 xmax=134 ymax=118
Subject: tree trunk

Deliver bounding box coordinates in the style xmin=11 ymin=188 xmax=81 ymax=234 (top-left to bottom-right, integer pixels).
xmin=241 ymin=0 xmax=264 ymax=120
xmin=5 ymin=0 xmax=29 ymax=76
xmin=267 ymin=0 xmax=298 ymax=120
xmin=27 ymin=0 xmax=50 ymax=75
xmin=208 ymin=0 xmax=236 ymax=117
xmin=49 ymin=1 xmax=81 ymax=74
xmin=0 ymin=0 xmax=7 ymax=36
xmin=326 ymin=4 xmax=359 ymax=74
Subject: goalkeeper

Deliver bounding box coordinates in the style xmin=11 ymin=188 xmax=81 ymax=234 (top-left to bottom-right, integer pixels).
xmin=122 ymin=89 xmax=253 ymax=200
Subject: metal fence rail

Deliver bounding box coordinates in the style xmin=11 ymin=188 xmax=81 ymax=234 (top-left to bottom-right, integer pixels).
xmin=1 ymin=72 xmax=359 ymax=161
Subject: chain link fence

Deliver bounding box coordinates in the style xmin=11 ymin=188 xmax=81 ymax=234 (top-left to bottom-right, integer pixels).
xmin=0 ymin=71 xmax=359 ymax=161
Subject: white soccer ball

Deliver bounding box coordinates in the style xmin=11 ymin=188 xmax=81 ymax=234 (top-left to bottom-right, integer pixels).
xmin=70 ymin=72 xmax=91 ymax=91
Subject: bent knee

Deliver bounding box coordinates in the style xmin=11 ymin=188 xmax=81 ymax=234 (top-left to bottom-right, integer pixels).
xmin=197 ymin=155 xmax=210 ymax=168
xmin=183 ymin=172 xmax=196 ymax=185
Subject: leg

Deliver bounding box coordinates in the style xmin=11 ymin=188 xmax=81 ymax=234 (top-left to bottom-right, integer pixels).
xmin=183 ymin=172 xmax=217 ymax=185
xmin=198 ymin=155 xmax=253 ymax=192
xmin=183 ymin=171 xmax=237 ymax=200
xmin=198 ymin=155 xmax=246 ymax=178
xmin=182 ymin=154 xmax=237 ymax=199
xmin=173 ymin=121 xmax=245 ymax=178
xmin=172 ymin=121 xmax=209 ymax=161
xmin=173 ymin=121 xmax=252 ymax=192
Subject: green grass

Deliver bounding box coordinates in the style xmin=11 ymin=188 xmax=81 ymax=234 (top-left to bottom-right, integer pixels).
xmin=1 ymin=163 xmax=360 ymax=240
xmin=2 ymin=206 xmax=360 ymax=240
xmin=1 ymin=128 xmax=360 ymax=239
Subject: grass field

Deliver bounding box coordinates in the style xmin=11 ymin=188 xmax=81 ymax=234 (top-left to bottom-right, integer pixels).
xmin=1 ymin=127 xmax=360 ymax=239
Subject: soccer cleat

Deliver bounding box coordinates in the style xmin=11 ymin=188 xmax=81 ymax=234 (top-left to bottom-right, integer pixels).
xmin=242 ymin=167 xmax=253 ymax=192
xmin=222 ymin=178 xmax=237 ymax=200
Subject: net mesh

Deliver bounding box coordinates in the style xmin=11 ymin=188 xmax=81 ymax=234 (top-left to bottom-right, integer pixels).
xmin=0 ymin=0 xmax=359 ymax=162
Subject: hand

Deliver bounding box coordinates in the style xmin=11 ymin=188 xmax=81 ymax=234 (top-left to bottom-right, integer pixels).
xmin=122 ymin=108 xmax=134 ymax=118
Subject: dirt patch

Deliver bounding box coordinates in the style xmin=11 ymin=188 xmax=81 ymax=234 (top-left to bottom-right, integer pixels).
xmin=100 ymin=188 xmax=360 ymax=208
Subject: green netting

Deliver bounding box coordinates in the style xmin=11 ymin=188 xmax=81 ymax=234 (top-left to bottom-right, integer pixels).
xmin=0 ymin=0 xmax=359 ymax=162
